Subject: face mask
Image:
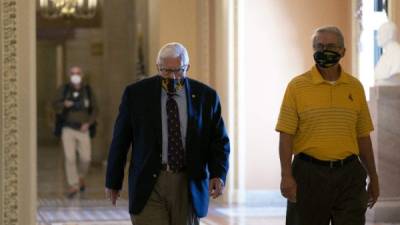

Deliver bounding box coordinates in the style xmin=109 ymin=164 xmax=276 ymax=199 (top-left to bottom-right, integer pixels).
xmin=313 ymin=50 xmax=341 ymax=68
xmin=161 ymin=77 xmax=185 ymax=94
xmin=70 ymin=74 xmax=82 ymax=84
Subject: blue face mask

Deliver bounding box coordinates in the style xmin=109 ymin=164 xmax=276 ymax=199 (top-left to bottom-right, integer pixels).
xmin=313 ymin=50 xmax=341 ymax=68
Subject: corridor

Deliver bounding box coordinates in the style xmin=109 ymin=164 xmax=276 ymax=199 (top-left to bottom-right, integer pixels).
xmin=36 ymin=144 xmax=288 ymax=225
xmin=36 ymin=144 xmax=397 ymax=225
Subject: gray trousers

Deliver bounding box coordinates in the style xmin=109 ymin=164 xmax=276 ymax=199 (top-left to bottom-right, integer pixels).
xmin=131 ymin=171 xmax=199 ymax=225
xmin=286 ymin=156 xmax=368 ymax=225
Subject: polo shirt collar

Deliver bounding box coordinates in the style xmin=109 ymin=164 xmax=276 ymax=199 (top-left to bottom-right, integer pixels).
xmin=311 ymin=65 xmax=351 ymax=85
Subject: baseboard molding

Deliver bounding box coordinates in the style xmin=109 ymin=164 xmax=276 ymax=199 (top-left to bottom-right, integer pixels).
xmin=366 ymin=198 xmax=400 ymax=223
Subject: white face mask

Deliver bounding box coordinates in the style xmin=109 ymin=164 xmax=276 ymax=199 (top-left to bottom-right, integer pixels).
xmin=70 ymin=74 xmax=82 ymax=84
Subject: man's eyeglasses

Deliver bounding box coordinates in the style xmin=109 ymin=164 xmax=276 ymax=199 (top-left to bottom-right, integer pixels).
xmin=159 ymin=66 xmax=187 ymax=74
xmin=314 ymin=43 xmax=342 ymax=51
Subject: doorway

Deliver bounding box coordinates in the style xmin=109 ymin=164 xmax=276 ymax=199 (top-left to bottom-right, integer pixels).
xmin=36 ymin=1 xmax=143 ymax=224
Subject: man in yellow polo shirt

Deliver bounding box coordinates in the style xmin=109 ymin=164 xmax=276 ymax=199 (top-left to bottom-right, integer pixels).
xmin=276 ymin=26 xmax=380 ymax=225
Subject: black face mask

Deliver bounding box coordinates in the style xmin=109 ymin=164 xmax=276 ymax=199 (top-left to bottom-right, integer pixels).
xmin=313 ymin=50 xmax=341 ymax=68
xmin=161 ymin=77 xmax=185 ymax=94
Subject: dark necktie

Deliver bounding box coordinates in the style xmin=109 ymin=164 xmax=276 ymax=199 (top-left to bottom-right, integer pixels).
xmin=166 ymin=94 xmax=185 ymax=172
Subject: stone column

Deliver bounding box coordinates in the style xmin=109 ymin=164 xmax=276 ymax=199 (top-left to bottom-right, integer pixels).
xmin=211 ymin=0 xmax=246 ymax=204
xmin=0 ymin=0 xmax=37 ymax=224
xmin=367 ymin=86 xmax=400 ymax=222
xmin=210 ymin=0 xmax=233 ymax=203
xmin=102 ymin=0 xmax=136 ymax=161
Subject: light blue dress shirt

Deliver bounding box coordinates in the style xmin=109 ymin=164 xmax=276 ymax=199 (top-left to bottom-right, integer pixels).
xmin=161 ymin=87 xmax=187 ymax=164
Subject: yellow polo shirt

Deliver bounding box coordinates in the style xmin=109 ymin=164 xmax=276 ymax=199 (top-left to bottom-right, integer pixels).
xmin=276 ymin=66 xmax=374 ymax=160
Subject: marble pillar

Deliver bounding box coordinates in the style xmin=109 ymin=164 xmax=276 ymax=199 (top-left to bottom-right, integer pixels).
xmin=0 ymin=0 xmax=37 ymax=224
xmin=368 ymin=86 xmax=400 ymax=222
xmin=101 ymin=0 xmax=136 ymax=163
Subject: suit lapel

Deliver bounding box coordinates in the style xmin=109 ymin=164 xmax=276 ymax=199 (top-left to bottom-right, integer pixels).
xmin=152 ymin=76 xmax=162 ymax=148
xmin=185 ymin=78 xmax=198 ymax=150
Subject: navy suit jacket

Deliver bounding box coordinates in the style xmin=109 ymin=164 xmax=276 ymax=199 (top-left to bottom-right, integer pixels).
xmin=105 ymin=75 xmax=230 ymax=217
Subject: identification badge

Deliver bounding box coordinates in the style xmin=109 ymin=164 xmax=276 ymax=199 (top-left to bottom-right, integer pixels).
xmin=73 ymin=91 xmax=80 ymax=98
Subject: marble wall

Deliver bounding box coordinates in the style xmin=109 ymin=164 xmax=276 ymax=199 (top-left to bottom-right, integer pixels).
xmin=241 ymin=0 xmax=353 ymax=190
xmin=368 ymin=86 xmax=400 ymax=222
xmin=100 ymin=0 xmax=137 ymax=163
xmin=0 ymin=0 xmax=37 ymax=224
xmin=37 ymin=41 xmax=59 ymax=145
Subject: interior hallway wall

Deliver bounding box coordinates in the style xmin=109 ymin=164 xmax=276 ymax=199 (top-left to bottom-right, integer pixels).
xmin=37 ymin=41 xmax=58 ymax=145
xmin=147 ymin=0 xmax=210 ymax=83
xmin=148 ymin=0 xmax=199 ymax=75
xmin=390 ymin=0 xmax=400 ymax=37
xmin=101 ymin=0 xmax=136 ymax=163
xmin=242 ymin=0 xmax=352 ymax=189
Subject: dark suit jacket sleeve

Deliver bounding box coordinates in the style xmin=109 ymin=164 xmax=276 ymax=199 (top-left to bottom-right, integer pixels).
xmin=105 ymin=87 xmax=133 ymax=190
xmin=208 ymin=92 xmax=230 ymax=183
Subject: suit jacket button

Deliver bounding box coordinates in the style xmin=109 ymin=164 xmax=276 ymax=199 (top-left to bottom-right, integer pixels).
xmin=153 ymin=174 xmax=157 ymax=178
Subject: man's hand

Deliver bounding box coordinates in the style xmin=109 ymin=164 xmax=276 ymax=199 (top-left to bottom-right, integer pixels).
xmin=64 ymin=100 xmax=74 ymax=108
xmin=367 ymin=174 xmax=380 ymax=208
xmin=209 ymin=178 xmax=224 ymax=199
xmin=105 ymin=188 xmax=120 ymax=207
xmin=357 ymin=136 xmax=379 ymax=208
xmin=279 ymin=132 xmax=296 ymax=202
xmin=81 ymin=123 xmax=90 ymax=132
xmin=280 ymin=174 xmax=297 ymax=203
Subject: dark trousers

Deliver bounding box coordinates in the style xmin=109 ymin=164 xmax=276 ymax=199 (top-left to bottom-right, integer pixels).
xmin=286 ymin=155 xmax=368 ymax=225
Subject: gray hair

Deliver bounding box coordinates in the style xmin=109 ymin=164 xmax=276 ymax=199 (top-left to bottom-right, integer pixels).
xmin=69 ymin=66 xmax=83 ymax=75
xmin=156 ymin=42 xmax=190 ymax=65
xmin=312 ymin=26 xmax=345 ymax=49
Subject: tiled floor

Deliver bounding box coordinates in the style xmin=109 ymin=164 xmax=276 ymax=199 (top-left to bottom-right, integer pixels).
xmin=38 ymin=143 xmax=131 ymax=225
xmin=37 ymin=199 xmax=131 ymax=224
xmin=37 ymin=143 xmax=129 ymax=200
xmin=37 ymin=143 xmax=399 ymax=225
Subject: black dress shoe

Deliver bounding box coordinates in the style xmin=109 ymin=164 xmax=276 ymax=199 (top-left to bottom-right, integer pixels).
xmin=80 ymin=185 xmax=86 ymax=192
xmin=66 ymin=189 xmax=78 ymax=199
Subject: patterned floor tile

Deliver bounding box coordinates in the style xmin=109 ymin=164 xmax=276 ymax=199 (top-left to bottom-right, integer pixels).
xmin=37 ymin=144 xmax=400 ymax=225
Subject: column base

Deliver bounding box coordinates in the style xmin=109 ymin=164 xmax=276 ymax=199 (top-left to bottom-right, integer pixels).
xmin=366 ymin=198 xmax=400 ymax=222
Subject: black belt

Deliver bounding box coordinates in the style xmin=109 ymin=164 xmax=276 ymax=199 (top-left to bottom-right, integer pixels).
xmin=297 ymin=153 xmax=358 ymax=168
xmin=160 ymin=164 xmax=186 ymax=173
xmin=64 ymin=121 xmax=82 ymax=129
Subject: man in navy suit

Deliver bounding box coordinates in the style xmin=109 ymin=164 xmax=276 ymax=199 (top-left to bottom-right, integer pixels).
xmin=105 ymin=42 xmax=230 ymax=225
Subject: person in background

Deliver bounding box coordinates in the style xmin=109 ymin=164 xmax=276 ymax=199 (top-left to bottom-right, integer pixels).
xmin=53 ymin=66 xmax=98 ymax=198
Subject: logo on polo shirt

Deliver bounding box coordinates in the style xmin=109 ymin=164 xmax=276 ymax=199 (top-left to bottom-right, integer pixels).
xmin=348 ymin=94 xmax=353 ymax=101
